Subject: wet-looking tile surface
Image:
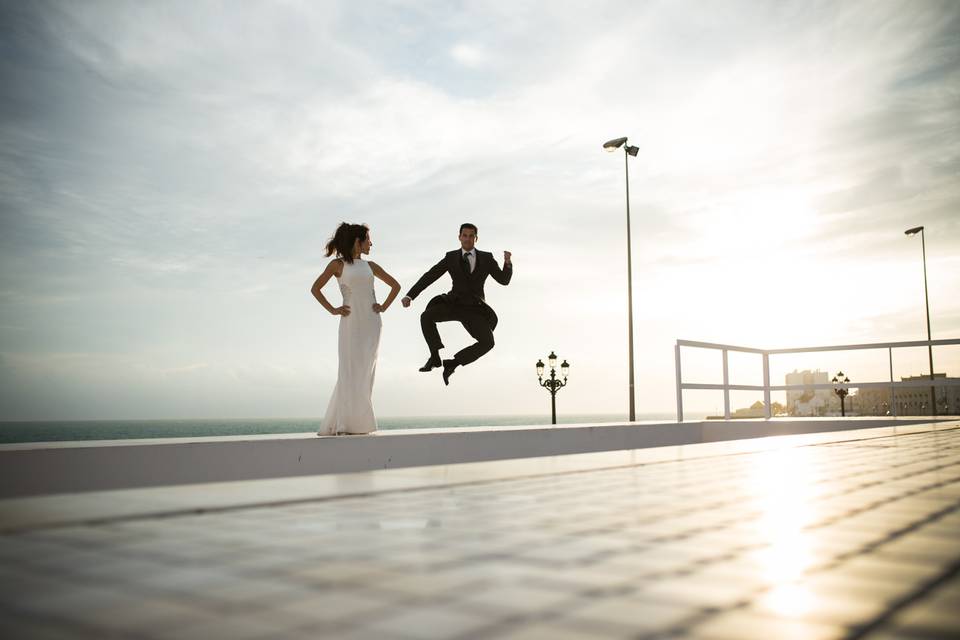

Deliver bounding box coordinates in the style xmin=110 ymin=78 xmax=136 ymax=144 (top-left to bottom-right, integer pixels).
xmin=1 ymin=424 xmax=958 ymax=639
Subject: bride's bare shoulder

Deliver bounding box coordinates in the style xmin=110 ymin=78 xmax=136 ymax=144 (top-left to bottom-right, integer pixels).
xmin=327 ymin=257 xmax=345 ymax=276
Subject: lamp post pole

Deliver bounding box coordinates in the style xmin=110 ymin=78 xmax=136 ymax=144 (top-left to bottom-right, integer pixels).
xmin=624 ymin=146 xmax=636 ymax=423
xmin=905 ymin=226 xmax=936 ymax=416
xmin=536 ymin=352 xmax=569 ymax=425
xmin=832 ymin=372 xmax=850 ymax=418
xmin=604 ymin=137 xmax=640 ymax=421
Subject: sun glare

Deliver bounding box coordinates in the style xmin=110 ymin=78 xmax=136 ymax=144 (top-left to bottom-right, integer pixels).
xmin=746 ymin=447 xmax=822 ymax=585
xmin=693 ymin=186 xmax=819 ymax=257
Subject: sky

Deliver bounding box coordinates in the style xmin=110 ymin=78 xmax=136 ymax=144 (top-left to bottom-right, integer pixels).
xmin=1 ymin=0 xmax=958 ymax=421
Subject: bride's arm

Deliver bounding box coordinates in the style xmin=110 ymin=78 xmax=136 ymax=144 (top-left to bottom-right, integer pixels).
xmin=369 ymin=261 xmax=401 ymax=312
xmin=311 ymin=259 xmax=350 ymax=316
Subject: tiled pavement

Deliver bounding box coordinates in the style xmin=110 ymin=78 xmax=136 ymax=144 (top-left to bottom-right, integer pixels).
xmin=1 ymin=423 xmax=959 ymax=639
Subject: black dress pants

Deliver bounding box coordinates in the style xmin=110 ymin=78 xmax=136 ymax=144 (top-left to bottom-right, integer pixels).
xmin=420 ymin=296 xmax=497 ymax=366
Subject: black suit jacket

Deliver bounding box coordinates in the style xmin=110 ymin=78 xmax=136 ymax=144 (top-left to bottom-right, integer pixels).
xmin=406 ymin=249 xmax=512 ymax=309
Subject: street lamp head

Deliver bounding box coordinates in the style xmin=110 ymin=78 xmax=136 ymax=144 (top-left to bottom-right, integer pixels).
xmin=832 ymin=376 xmax=838 ymax=383
xmin=536 ymin=359 xmax=544 ymax=379
xmin=560 ymin=360 xmax=570 ymax=379
xmin=904 ymin=226 xmax=924 ymax=236
xmin=602 ymin=137 xmax=628 ymax=151
xmin=548 ymin=351 xmax=557 ymax=371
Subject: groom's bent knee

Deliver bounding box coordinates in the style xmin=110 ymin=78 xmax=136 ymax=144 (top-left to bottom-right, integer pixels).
xmin=421 ymin=305 xmax=449 ymax=321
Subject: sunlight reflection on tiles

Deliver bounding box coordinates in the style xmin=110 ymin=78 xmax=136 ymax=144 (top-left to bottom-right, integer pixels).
xmin=746 ymin=447 xmax=821 ymax=585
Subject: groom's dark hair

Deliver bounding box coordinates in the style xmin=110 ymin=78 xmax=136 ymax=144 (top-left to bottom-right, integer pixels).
xmin=459 ymin=223 xmax=478 ymax=235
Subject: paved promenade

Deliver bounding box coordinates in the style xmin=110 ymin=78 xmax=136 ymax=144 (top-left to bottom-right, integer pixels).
xmin=1 ymin=422 xmax=958 ymax=639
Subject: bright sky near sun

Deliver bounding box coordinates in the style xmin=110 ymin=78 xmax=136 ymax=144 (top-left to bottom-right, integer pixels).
xmin=1 ymin=1 xmax=958 ymax=420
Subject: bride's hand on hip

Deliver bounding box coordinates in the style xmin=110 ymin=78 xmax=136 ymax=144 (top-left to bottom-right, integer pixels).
xmin=332 ymin=305 xmax=351 ymax=316
xmin=372 ymin=303 xmax=385 ymax=313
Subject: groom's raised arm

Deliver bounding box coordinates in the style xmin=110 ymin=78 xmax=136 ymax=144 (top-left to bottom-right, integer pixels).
xmin=489 ymin=251 xmax=512 ymax=286
xmin=405 ymin=257 xmax=447 ymax=302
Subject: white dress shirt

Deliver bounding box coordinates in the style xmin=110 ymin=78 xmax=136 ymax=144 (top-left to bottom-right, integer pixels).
xmin=461 ymin=249 xmax=476 ymax=273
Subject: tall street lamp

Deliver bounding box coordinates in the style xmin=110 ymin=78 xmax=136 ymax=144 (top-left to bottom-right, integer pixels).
xmin=904 ymin=226 xmax=936 ymax=416
xmin=536 ymin=352 xmax=569 ymax=425
xmin=603 ymin=136 xmax=640 ymax=421
xmin=832 ymin=371 xmax=851 ymax=417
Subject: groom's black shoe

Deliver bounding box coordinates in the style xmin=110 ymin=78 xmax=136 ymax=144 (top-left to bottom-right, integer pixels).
xmin=419 ymin=353 xmax=442 ymax=372
xmin=442 ymin=359 xmax=458 ymax=386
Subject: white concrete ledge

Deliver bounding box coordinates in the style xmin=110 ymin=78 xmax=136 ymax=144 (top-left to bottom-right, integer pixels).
xmin=0 ymin=417 xmax=952 ymax=498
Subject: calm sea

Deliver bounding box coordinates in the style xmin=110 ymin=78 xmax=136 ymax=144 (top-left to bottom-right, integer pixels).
xmin=0 ymin=413 xmax=677 ymax=444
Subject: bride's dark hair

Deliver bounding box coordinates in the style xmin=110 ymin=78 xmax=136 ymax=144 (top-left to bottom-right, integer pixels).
xmin=325 ymin=223 xmax=369 ymax=263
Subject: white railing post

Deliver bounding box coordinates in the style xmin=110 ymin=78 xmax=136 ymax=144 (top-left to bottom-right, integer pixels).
xmin=722 ymin=349 xmax=730 ymax=419
xmin=889 ymin=347 xmax=897 ymax=417
xmin=675 ymin=343 xmax=683 ymax=422
xmin=763 ymin=352 xmax=771 ymax=419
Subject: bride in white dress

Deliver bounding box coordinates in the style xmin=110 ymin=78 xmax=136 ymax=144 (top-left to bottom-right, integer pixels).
xmin=311 ymin=223 xmax=401 ymax=435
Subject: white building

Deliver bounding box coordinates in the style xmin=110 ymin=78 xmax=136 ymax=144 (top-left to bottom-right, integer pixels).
xmin=786 ymin=369 xmax=837 ymax=416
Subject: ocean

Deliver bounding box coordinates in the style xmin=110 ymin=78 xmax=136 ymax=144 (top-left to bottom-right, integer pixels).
xmin=0 ymin=413 xmax=678 ymax=444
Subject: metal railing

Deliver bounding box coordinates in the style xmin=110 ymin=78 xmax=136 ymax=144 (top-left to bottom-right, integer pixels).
xmin=674 ymin=338 xmax=960 ymax=421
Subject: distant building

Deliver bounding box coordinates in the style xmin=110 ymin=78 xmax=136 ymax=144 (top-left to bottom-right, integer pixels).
xmin=856 ymin=373 xmax=960 ymax=416
xmin=786 ymin=369 xmax=837 ymax=416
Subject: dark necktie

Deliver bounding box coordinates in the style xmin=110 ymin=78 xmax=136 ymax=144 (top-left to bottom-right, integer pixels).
xmin=462 ymin=252 xmax=472 ymax=274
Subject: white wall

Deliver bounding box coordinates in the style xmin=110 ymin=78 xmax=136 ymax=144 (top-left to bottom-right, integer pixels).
xmin=0 ymin=418 xmax=944 ymax=498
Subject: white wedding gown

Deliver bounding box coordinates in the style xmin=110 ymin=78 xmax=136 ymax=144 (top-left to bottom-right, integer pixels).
xmin=319 ymin=259 xmax=381 ymax=435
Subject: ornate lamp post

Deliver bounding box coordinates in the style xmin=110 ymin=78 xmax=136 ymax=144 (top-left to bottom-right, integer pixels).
xmin=603 ymin=136 xmax=640 ymax=422
xmin=904 ymin=226 xmax=936 ymax=416
xmin=832 ymin=371 xmax=851 ymax=417
xmin=536 ymin=351 xmax=569 ymax=424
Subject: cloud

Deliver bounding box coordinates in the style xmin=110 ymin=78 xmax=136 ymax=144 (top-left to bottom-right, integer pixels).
xmin=450 ymin=42 xmax=488 ymax=68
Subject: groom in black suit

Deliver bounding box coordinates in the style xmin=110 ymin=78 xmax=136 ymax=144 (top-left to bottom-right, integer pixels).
xmin=402 ymin=223 xmax=513 ymax=385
